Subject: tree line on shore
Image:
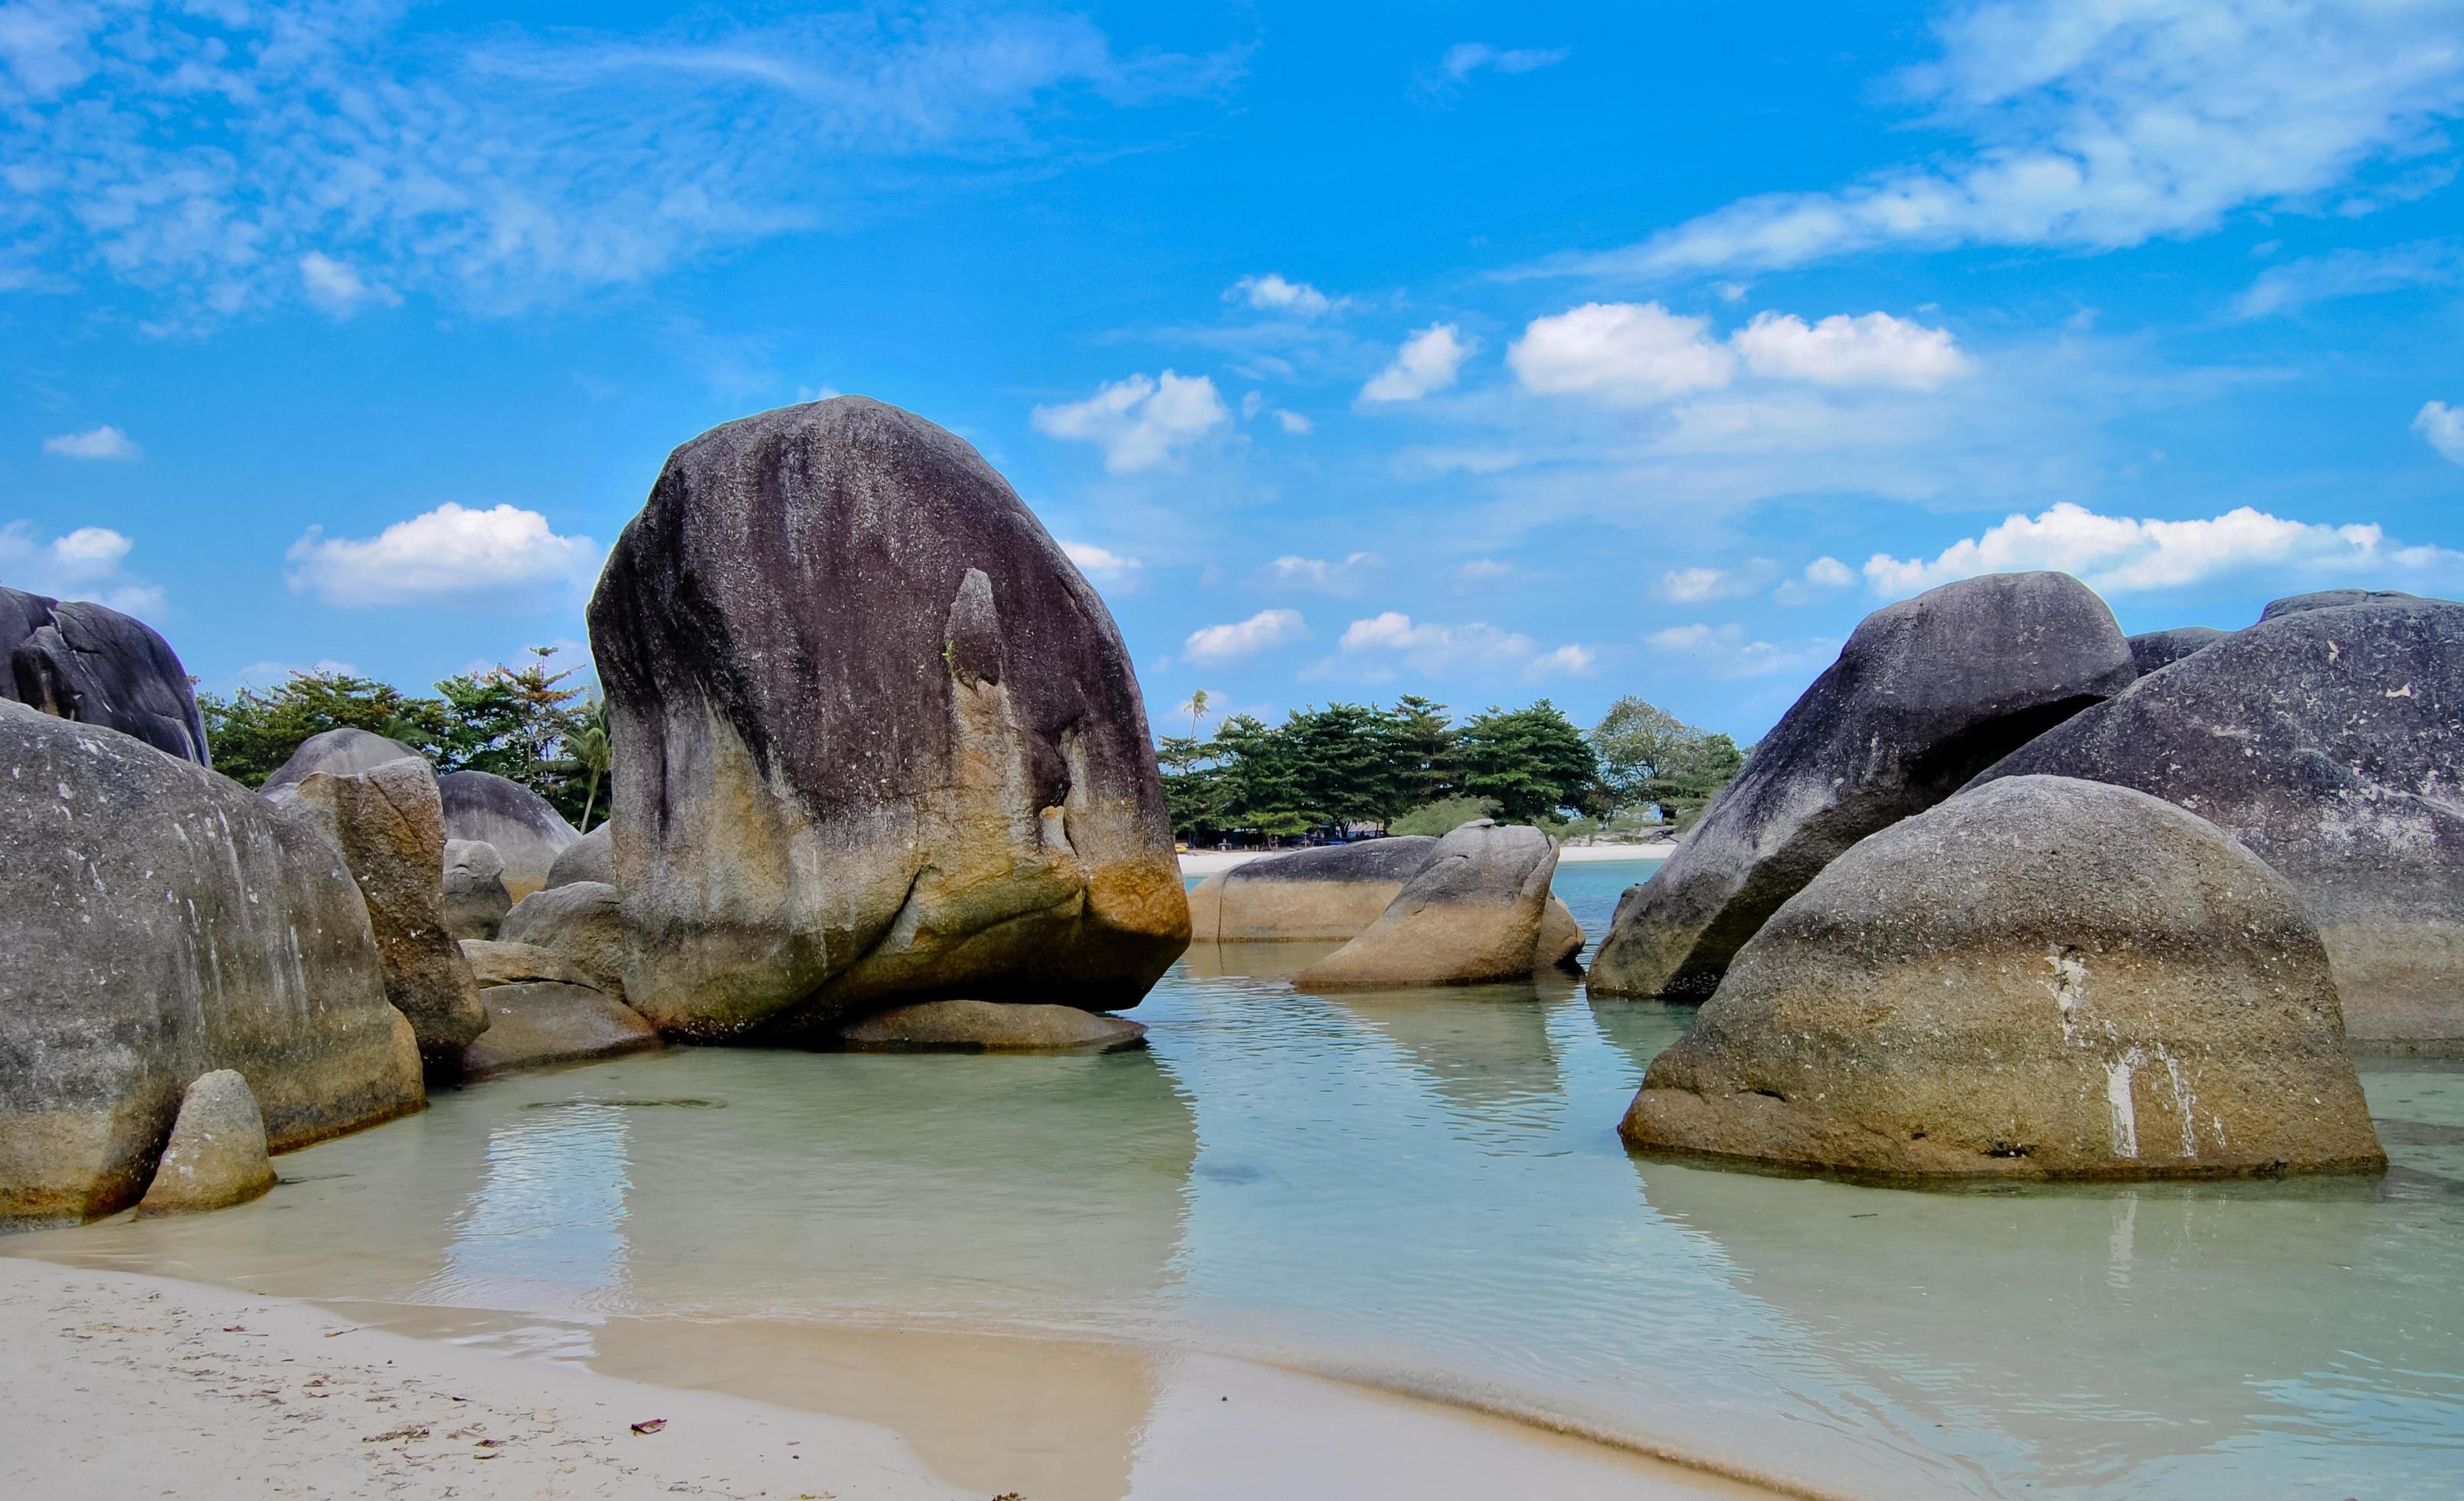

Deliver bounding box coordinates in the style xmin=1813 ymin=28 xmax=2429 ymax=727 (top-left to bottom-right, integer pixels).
xmin=1160 ymin=692 xmax=1746 ymax=842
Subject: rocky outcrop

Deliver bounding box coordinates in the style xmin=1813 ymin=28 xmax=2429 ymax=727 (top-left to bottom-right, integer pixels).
xmin=438 ymin=772 xmax=578 ymax=901
xmin=1622 ymin=776 xmax=2385 ymax=1181
xmin=1589 ymin=571 xmax=2135 ymax=1001
xmin=837 ymin=999 xmax=1148 ymax=1052
xmin=1294 ymin=821 xmax=1557 ymax=989
xmin=1 ymin=587 xmax=208 ymax=764
xmin=460 ymin=939 xmax=597 ymax=990
xmin=265 ymin=757 xmax=487 ymax=1060
xmin=2126 ymin=626 xmax=2223 ymax=675
xmin=136 ymin=1071 xmax=277 ymax=1216
xmin=1977 ymin=594 xmax=2464 ymax=1049
xmin=2259 ymin=589 xmax=2421 ymax=620
xmin=261 ymin=728 xmax=422 ymax=790
xmin=586 ymin=396 xmax=1189 ymax=1039
xmin=545 ymin=822 xmax=614 ymax=888
xmin=1189 ymin=839 xmax=1437 ymax=942
xmin=499 ymin=881 xmax=626 ymax=999
xmin=457 ymin=982 xmax=660 ymax=1081
xmin=1 ymin=701 xmax=423 ymax=1227
xmin=442 ymin=840 xmax=512 ymax=940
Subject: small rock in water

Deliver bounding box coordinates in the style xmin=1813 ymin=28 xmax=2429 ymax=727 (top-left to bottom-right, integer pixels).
xmin=137 ymin=1071 xmax=277 ymax=1216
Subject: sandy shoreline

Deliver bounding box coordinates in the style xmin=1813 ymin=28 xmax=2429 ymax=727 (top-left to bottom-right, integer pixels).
xmin=0 ymin=1254 xmax=1787 ymax=1500
xmin=1181 ymin=842 xmax=1675 ymax=875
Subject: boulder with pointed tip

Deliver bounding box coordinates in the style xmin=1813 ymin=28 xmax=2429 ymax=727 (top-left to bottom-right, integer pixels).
xmin=2 ymin=587 xmax=208 ymax=764
xmin=1589 ymin=571 xmax=2135 ymax=1002
xmin=1294 ymin=820 xmax=1558 ymax=989
xmin=587 ymin=397 xmax=1189 ymax=1039
xmin=1190 ymin=836 xmax=1585 ymax=972
xmin=136 ymin=1071 xmax=277 ymax=1216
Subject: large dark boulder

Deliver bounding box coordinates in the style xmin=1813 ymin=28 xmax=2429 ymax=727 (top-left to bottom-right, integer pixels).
xmin=2126 ymin=626 xmax=2223 ymax=675
xmin=438 ymin=770 xmax=578 ymax=901
xmin=587 ymin=396 xmax=1189 ymax=1039
xmin=1 ymin=587 xmax=208 ymax=764
xmin=1977 ymin=594 xmax=2464 ymax=1049
xmin=1623 ymin=777 xmax=2384 ymax=1182
xmin=1 ymin=701 xmax=423 ymax=1227
xmin=1589 ymin=571 xmax=2136 ymax=1001
xmin=1294 ymin=821 xmax=1557 ymax=989
xmin=262 ymin=727 xmax=422 ymax=790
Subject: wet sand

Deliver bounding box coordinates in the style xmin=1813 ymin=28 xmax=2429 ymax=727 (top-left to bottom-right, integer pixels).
xmin=0 ymin=1256 xmax=1789 ymax=1500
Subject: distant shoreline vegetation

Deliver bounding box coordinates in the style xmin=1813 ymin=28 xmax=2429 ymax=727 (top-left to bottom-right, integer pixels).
xmin=1160 ymin=693 xmax=1745 ymax=845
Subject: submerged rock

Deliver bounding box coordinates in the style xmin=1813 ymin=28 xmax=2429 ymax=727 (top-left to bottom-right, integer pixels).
xmin=136 ymin=1071 xmax=277 ymax=1217
xmin=457 ymin=982 xmax=660 ymax=1081
xmin=2125 ymin=626 xmax=2223 ymax=675
xmin=1621 ymin=776 xmax=2385 ymax=1182
xmin=1295 ymin=821 xmax=1557 ymax=989
xmin=0 ymin=701 xmax=421 ymax=1226
xmin=443 ymin=839 xmax=512 ymax=940
xmin=266 ymin=757 xmax=487 ymax=1060
xmin=499 ymin=881 xmax=627 ymax=999
xmin=1589 ymin=571 xmax=2135 ymax=1002
xmin=1977 ymin=594 xmax=2464 ymax=1049
xmin=438 ymin=771 xmax=578 ymax=901
xmin=837 ymin=999 xmax=1147 ymax=1053
xmin=261 ymin=727 xmax=423 ymax=790
xmin=587 ymin=396 xmax=1188 ymax=1039
xmin=545 ymin=821 xmax=614 ymax=888
xmin=1 ymin=587 xmax=209 ymax=764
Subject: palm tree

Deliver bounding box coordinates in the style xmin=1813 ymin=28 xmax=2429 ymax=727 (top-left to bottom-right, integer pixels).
xmin=551 ymin=696 xmax=614 ymax=831
xmin=1187 ymin=688 xmax=1212 ymax=741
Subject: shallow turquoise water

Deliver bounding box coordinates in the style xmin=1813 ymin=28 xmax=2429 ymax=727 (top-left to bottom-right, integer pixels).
xmin=13 ymin=858 xmax=2462 ymax=1499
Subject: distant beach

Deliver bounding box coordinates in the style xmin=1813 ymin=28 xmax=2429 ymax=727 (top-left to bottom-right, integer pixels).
xmin=1183 ymin=841 xmax=1676 ymax=876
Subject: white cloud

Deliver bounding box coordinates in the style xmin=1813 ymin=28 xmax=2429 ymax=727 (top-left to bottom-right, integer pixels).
xmin=42 ymin=424 xmax=139 ymax=460
xmin=1227 ymin=273 xmax=1337 ymax=318
xmin=1456 ymin=558 xmax=1512 ymax=580
xmin=1032 ymin=371 xmax=1230 ymax=473
xmin=1061 ymin=541 xmax=1143 ymax=578
xmin=1563 ymin=0 xmax=2464 ymax=277
xmin=1437 ymin=43 xmax=1570 ymax=84
xmin=285 ymin=502 xmax=601 ymax=607
xmin=1269 ymin=552 xmax=1380 ymax=590
xmin=1661 ymin=567 xmax=1731 ymax=603
xmin=0 ymin=522 xmax=165 ymax=616
xmin=299 ymin=252 xmax=396 ymax=316
xmin=2417 ymin=401 xmax=2464 ymax=466
xmin=1340 ymin=611 xmax=1590 ymax=678
xmin=1864 ymin=501 xmax=2464 ymax=597
xmin=1510 ymin=302 xmax=1734 ymax=402
xmin=1731 ymin=312 xmax=1970 ymax=390
xmin=1646 ymin=622 xmax=1832 ymax=680
xmin=1275 ymin=408 xmax=1313 ymax=435
xmin=2235 ymin=240 xmax=2461 ymax=319
xmin=1361 ymin=323 xmax=1473 ymax=403
xmin=1185 ymin=608 xmax=1309 ymax=662
xmin=1805 ymin=555 xmax=1855 ymax=587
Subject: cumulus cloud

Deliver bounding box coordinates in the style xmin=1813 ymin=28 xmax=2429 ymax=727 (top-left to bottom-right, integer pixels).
xmin=42 ymin=424 xmax=139 ymax=460
xmin=1558 ymin=0 xmax=2464 ymax=277
xmin=1228 ymin=273 xmax=1337 ymax=318
xmin=1863 ymin=501 xmax=2464 ymax=597
xmin=285 ymin=502 xmax=601 ymax=607
xmin=1061 ymin=541 xmax=1142 ymax=578
xmin=1032 ymin=371 xmax=1230 ymax=473
xmin=1802 ymin=555 xmax=1856 ymax=588
xmin=1185 ymin=608 xmax=1309 ymax=662
xmin=2417 ymin=401 xmax=2464 ymax=466
xmin=1510 ymin=302 xmax=1735 ymax=402
xmin=1340 ymin=611 xmax=1590 ymax=678
xmin=1731 ymin=312 xmax=1970 ymax=390
xmin=1361 ymin=324 xmax=1473 ymax=402
xmin=0 ymin=522 xmax=165 ymax=616
xmin=1645 ymin=623 xmax=1833 ymax=680
xmin=1269 ymin=552 xmax=1380 ymax=590
xmin=299 ymin=252 xmax=397 ymax=316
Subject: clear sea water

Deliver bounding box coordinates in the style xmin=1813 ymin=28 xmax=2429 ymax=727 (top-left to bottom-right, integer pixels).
xmin=10 ymin=858 xmax=2461 ymax=1498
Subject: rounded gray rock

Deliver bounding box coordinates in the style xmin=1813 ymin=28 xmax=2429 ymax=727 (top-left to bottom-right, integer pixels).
xmin=439 ymin=772 xmax=578 ymax=902
xmin=136 ymin=1070 xmax=277 ymax=1216
xmin=1295 ymin=820 xmax=1558 ymax=989
xmin=499 ymin=881 xmax=627 ymax=1000
xmin=545 ymin=821 xmax=614 ymax=888
xmin=2 ymin=587 xmax=209 ymax=765
xmin=262 ymin=727 xmax=422 ymax=790
xmin=443 ymin=839 xmax=512 ymax=940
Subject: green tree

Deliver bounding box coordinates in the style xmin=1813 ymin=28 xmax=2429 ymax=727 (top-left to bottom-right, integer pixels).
xmin=1589 ymin=695 xmax=1700 ymax=813
xmin=1284 ymin=702 xmax=1399 ymax=829
xmin=1457 ymin=700 xmax=1598 ymax=822
xmin=196 ymin=671 xmax=452 ymax=787
xmin=1389 ymin=794 xmax=1501 ymax=837
xmin=1207 ymin=713 xmax=1320 ymax=837
xmin=542 ymin=693 xmax=614 ymax=830
xmin=1644 ymin=732 xmax=1747 ymax=829
xmin=1380 ymin=695 xmax=1459 ymax=808
xmin=1157 ymin=733 xmax=1223 ymax=839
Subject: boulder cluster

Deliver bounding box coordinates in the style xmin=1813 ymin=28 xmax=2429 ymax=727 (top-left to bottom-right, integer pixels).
xmin=2 ymin=396 xmax=1187 ymax=1228
xmin=1601 ymin=574 xmax=2457 ymax=1182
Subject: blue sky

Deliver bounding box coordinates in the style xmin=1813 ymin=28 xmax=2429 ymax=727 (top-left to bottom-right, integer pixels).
xmin=7 ymin=1 xmax=2464 ymax=742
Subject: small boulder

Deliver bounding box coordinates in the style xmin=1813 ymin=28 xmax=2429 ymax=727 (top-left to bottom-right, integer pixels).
xmin=262 ymin=727 xmax=422 ymax=790
xmin=2 ymin=587 xmax=209 ymax=764
xmin=1589 ymin=571 xmax=2135 ymax=1001
xmin=1621 ymin=776 xmax=2386 ymax=1182
xmin=136 ymin=1071 xmax=277 ymax=1216
xmin=1535 ymin=895 xmax=1585 ymax=973
xmin=545 ymin=822 xmax=614 ymax=888
xmin=457 ymin=983 xmax=661 ymax=1081
xmin=499 ymin=881 xmax=627 ymax=999
xmin=460 ymin=939 xmax=599 ymax=990
xmin=838 ymin=999 xmax=1147 ymax=1053
xmin=438 ymin=771 xmax=579 ymax=901
xmin=266 ymin=757 xmax=487 ymax=1060
xmin=1295 ymin=821 xmax=1557 ymax=989
xmin=2125 ymin=626 xmax=2223 ymax=675
xmin=443 ymin=839 xmax=512 ymax=940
